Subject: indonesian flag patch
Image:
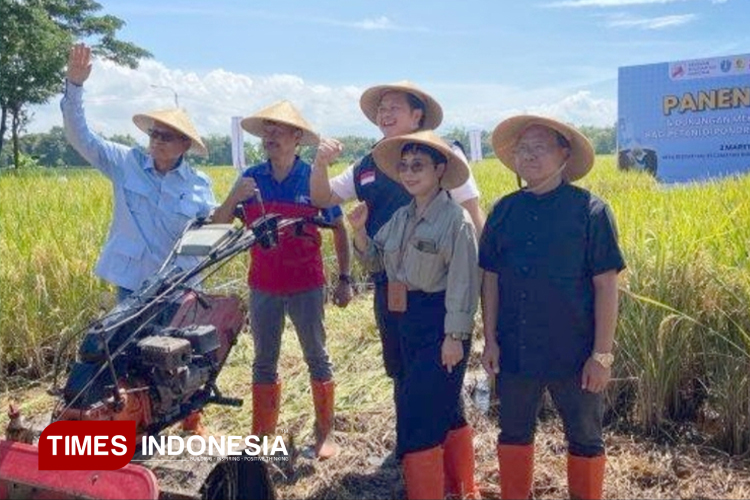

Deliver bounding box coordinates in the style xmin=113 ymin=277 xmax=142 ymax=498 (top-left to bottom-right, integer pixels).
xmin=359 ymin=170 xmax=376 ymax=186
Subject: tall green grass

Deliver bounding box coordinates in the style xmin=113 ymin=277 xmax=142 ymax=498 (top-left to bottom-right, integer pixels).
xmin=2 ymin=158 xmax=750 ymax=454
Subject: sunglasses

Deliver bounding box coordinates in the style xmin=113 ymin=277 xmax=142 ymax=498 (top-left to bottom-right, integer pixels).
xmin=148 ymin=128 xmax=187 ymax=143
xmin=397 ymin=159 xmax=434 ymax=174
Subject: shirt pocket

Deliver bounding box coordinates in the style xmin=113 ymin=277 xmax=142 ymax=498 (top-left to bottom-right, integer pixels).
xmin=123 ymin=176 xmax=153 ymax=216
xmin=406 ymin=239 xmax=445 ymax=290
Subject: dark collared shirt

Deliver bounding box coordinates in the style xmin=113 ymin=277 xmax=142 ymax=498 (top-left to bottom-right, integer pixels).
xmin=479 ymin=183 xmax=625 ymax=378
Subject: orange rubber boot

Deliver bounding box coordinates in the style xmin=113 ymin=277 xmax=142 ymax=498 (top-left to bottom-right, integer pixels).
xmin=402 ymin=446 xmax=445 ymax=500
xmin=181 ymin=411 xmax=207 ymax=437
xmin=444 ymin=425 xmax=480 ymax=498
xmin=497 ymin=443 xmax=534 ymax=500
xmin=567 ymin=453 xmax=606 ymax=500
xmin=252 ymin=381 xmax=281 ymax=436
xmin=311 ymin=379 xmax=340 ymax=459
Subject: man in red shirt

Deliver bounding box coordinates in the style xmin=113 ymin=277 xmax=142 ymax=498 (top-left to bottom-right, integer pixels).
xmin=214 ymin=101 xmax=351 ymax=459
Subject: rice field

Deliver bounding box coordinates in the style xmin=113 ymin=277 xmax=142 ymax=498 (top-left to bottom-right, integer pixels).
xmin=1 ymin=156 xmax=749 ymax=457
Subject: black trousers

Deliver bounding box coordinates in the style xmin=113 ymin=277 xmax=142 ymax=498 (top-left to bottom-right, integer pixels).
xmin=496 ymin=371 xmax=605 ymax=457
xmin=395 ymin=290 xmax=468 ymax=457
xmin=374 ymin=281 xmax=403 ymax=380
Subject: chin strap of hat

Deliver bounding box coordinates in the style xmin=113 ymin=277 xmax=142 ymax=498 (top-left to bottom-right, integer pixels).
xmin=522 ymin=161 xmax=568 ymax=195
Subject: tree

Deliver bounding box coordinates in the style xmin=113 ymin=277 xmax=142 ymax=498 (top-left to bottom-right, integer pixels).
xmin=108 ymin=133 xmax=139 ymax=149
xmin=21 ymin=125 xmax=70 ymax=166
xmin=192 ymin=134 xmax=232 ymax=167
xmin=0 ymin=0 xmax=151 ymax=168
xmin=334 ymin=135 xmax=376 ymax=164
xmin=579 ymin=125 xmax=616 ymax=155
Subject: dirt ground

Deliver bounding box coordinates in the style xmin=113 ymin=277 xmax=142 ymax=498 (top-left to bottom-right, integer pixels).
xmin=267 ymin=402 xmax=750 ymax=500
xmin=2 ymin=294 xmax=748 ymax=499
xmin=3 ymin=380 xmax=749 ymax=499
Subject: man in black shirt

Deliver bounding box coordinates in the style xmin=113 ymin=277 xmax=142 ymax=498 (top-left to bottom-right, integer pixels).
xmin=479 ymin=115 xmax=625 ymax=500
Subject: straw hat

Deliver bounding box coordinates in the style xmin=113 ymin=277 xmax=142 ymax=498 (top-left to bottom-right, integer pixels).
xmin=240 ymin=101 xmax=320 ymax=147
xmin=491 ymin=115 xmax=595 ymax=182
xmin=372 ymin=130 xmax=469 ymax=190
xmin=133 ymin=109 xmax=207 ymax=156
xmin=360 ymin=81 xmax=443 ymax=131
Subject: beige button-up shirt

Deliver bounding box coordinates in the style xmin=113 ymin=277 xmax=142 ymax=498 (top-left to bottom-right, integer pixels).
xmin=358 ymin=190 xmax=479 ymax=334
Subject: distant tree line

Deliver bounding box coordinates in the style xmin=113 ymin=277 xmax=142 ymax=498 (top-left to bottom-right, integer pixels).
xmin=1 ymin=125 xmax=616 ymax=169
xmin=578 ymin=125 xmax=617 ymax=155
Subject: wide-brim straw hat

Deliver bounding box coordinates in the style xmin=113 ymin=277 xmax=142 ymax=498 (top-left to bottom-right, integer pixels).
xmin=240 ymin=100 xmax=320 ymax=147
xmin=133 ymin=109 xmax=207 ymax=157
xmin=360 ymin=81 xmax=443 ymax=131
xmin=491 ymin=115 xmax=595 ymax=182
xmin=372 ymin=130 xmax=469 ymax=190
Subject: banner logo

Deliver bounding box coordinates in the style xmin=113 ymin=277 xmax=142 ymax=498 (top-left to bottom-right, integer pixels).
xmin=38 ymin=420 xmax=136 ymax=470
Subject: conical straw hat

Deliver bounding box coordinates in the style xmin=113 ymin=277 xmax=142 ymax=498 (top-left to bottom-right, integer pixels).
xmin=359 ymin=81 xmax=443 ymax=131
xmin=133 ymin=108 xmax=207 ymax=156
xmin=240 ymin=101 xmax=320 ymax=147
xmin=372 ymin=130 xmax=469 ymax=190
xmin=491 ymin=115 xmax=595 ymax=182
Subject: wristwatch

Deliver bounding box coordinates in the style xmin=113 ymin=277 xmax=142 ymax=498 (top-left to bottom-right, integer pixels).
xmin=338 ymin=273 xmax=353 ymax=285
xmin=591 ymin=352 xmax=614 ymax=369
xmin=446 ymin=332 xmax=470 ymax=341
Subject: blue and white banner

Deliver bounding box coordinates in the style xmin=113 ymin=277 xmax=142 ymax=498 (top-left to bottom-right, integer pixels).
xmin=618 ymin=53 xmax=750 ymax=183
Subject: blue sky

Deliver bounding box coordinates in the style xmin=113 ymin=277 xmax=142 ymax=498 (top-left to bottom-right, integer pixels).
xmin=30 ymin=0 xmax=748 ymax=140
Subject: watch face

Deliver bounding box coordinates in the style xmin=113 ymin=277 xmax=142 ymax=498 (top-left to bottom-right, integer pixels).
xmin=594 ymin=353 xmax=614 ymax=368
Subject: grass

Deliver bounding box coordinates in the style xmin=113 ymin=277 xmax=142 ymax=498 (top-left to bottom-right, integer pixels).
xmin=2 ymin=156 xmax=750 ymax=460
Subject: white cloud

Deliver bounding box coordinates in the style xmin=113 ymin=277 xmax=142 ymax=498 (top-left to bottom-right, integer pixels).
xmin=606 ymin=12 xmax=697 ymax=28
xmin=353 ymin=16 xmax=399 ymax=30
xmin=524 ymin=91 xmax=617 ymax=127
xmin=30 ymin=59 xmax=365 ymax=140
xmin=27 ymin=59 xmax=616 ymax=142
xmin=433 ymin=83 xmax=616 ymax=131
xmin=313 ymin=15 xmax=429 ymax=32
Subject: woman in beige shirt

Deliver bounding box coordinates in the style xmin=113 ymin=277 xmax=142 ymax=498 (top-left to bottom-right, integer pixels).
xmin=349 ymin=130 xmax=480 ymax=500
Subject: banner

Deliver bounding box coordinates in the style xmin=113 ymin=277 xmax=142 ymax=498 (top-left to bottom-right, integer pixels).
xmin=618 ymin=53 xmax=750 ymax=182
xmin=231 ymin=116 xmax=246 ymax=175
xmin=468 ymin=129 xmax=483 ymax=163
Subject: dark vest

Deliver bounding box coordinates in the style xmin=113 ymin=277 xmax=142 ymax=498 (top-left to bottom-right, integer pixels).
xmin=352 ymin=153 xmax=411 ymax=239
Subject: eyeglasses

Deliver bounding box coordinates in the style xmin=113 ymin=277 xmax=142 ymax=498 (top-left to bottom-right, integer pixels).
xmin=397 ymin=159 xmax=433 ymax=174
xmin=512 ymin=143 xmax=558 ymax=158
xmin=148 ymin=128 xmax=186 ymax=143
xmin=261 ymin=120 xmax=299 ymax=136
